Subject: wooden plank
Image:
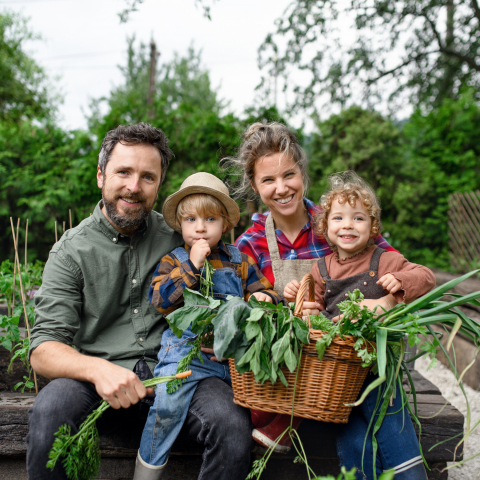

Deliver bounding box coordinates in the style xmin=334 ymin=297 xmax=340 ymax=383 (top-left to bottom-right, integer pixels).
xmin=0 ymin=389 xmax=463 ymax=463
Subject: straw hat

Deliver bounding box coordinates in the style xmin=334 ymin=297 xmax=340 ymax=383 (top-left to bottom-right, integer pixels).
xmin=162 ymin=172 xmax=240 ymax=233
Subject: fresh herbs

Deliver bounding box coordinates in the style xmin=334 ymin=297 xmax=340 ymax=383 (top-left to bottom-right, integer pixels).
xmin=165 ymin=260 xmax=220 ymax=393
xmin=235 ymin=296 xmax=310 ymax=386
xmin=47 ymin=372 xmax=192 ymax=480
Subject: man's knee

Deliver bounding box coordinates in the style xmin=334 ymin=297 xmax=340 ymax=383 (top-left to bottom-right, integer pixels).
xmin=189 ymin=377 xmax=253 ymax=451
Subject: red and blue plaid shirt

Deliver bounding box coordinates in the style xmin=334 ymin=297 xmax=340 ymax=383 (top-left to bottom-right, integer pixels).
xmin=235 ymin=198 xmax=396 ymax=287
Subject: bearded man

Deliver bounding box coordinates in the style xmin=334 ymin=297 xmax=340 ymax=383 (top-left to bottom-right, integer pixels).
xmin=27 ymin=123 xmax=253 ymax=480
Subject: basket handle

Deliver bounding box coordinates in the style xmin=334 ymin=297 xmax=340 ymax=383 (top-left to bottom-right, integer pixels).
xmin=293 ymin=273 xmax=315 ymax=318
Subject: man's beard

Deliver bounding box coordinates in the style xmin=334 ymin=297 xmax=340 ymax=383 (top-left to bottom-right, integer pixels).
xmin=102 ymin=186 xmax=152 ymax=232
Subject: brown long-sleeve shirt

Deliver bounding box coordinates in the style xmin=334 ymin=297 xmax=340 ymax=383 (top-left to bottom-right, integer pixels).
xmin=311 ymin=245 xmax=436 ymax=310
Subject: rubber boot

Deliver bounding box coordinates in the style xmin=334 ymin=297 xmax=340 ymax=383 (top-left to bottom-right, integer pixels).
xmin=250 ymin=409 xmax=277 ymax=428
xmin=252 ymin=414 xmax=303 ymax=454
xmin=132 ymin=451 xmax=167 ymax=480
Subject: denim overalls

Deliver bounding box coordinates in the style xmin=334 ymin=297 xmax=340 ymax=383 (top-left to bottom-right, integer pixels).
xmin=317 ymin=248 xmax=427 ymax=479
xmin=139 ymin=244 xmax=244 ymax=467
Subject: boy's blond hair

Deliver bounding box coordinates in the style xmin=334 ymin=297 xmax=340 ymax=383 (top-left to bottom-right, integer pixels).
xmin=175 ymin=193 xmax=235 ymax=233
xmin=314 ymin=171 xmax=382 ymax=249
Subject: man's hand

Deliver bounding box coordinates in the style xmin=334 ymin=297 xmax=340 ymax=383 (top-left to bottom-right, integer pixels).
xmin=284 ymin=280 xmax=300 ymax=302
xmin=30 ymin=341 xmax=152 ymax=410
xmin=190 ymin=239 xmax=211 ymax=270
xmin=91 ymin=361 xmax=153 ymax=409
xmin=251 ymin=292 xmax=271 ymax=302
xmin=377 ymin=274 xmax=402 ymax=295
xmin=200 ymin=346 xmax=226 ymax=363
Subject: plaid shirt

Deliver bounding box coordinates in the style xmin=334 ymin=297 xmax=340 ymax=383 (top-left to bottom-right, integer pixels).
xmin=149 ymin=240 xmax=282 ymax=315
xmin=235 ymin=198 xmax=396 ymax=286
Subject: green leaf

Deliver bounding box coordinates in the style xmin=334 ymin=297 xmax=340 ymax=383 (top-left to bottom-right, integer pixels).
xmin=212 ymin=296 xmax=252 ymax=361
xmin=245 ymin=321 xmax=261 ymax=341
xmin=166 ymin=305 xmax=213 ymax=338
xmin=261 ymin=314 xmax=276 ymax=349
xmin=316 ymin=338 xmax=327 ymax=361
xmin=183 ymin=288 xmax=210 ymax=306
xmin=248 ymin=308 xmax=265 ymax=322
xmin=284 ymin=345 xmax=297 ymax=373
xmin=376 ymin=329 xmax=388 ymax=378
xmin=251 ymin=353 xmax=261 ymax=377
xmin=293 ymin=316 xmax=310 ymax=344
xmin=277 ymin=367 xmax=288 ymax=387
xmin=237 ymin=343 xmax=256 ymax=367
xmin=272 ymin=333 xmax=290 ymax=364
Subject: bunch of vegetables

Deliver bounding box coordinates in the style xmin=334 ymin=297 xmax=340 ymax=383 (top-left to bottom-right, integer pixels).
xmin=47 ymin=371 xmax=192 ymax=480
xmin=165 ymin=260 xmax=311 ymax=389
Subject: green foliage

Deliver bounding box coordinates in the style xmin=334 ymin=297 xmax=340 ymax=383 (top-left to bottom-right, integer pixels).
xmin=392 ymin=89 xmax=480 ymax=267
xmin=258 ymin=1 xmax=480 ymax=113
xmin=47 ymin=374 xmax=181 ymax=480
xmin=0 ymin=259 xmax=44 ymax=390
xmin=0 ymin=12 xmax=53 ymax=121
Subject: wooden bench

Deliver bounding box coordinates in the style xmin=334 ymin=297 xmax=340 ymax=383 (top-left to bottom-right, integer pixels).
xmin=0 ymin=370 xmax=463 ymax=480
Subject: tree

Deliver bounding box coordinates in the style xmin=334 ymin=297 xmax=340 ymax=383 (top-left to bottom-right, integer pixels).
xmin=258 ymin=0 xmax=480 ymax=115
xmin=87 ymin=38 xmax=241 ymax=209
xmin=0 ymin=12 xmax=53 ymax=121
xmin=307 ymin=105 xmax=403 ymax=241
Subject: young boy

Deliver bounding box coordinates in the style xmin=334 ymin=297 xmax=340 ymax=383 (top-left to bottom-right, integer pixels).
xmin=133 ymin=172 xmax=282 ymax=480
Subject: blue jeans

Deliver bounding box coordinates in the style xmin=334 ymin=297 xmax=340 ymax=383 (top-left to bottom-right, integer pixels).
xmin=139 ymin=327 xmax=231 ymax=466
xmin=335 ymin=374 xmax=427 ymax=479
xmin=27 ymin=373 xmax=251 ymax=480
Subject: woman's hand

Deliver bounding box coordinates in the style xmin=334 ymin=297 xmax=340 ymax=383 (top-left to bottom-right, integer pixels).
xmin=252 ymin=292 xmax=271 ymax=302
xmin=301 ymin=300 xmax=321 ymax=320
xmin=284 ymin=280 xmax=300 ymax=302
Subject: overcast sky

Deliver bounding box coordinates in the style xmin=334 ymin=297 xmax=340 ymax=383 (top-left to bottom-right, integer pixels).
xmin=4 ymin=0 xmax=292 ymax=130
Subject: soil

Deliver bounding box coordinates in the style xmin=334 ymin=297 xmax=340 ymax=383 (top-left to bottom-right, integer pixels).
xmin=0 ymin=346 xmax=49 ymax=393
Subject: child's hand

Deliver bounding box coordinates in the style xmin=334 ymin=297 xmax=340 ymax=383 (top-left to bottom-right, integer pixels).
xmin=377 ymin=274 xmax=402 ymax=294
xmin=252 ymin=292 xmax=271 ymax=302
xmin=284 ymin=280 xmax=300 ymax=302
xmin=190 ymin=239 xmax=211 ymax=270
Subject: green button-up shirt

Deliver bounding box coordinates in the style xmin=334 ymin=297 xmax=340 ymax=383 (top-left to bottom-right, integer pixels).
xmin=30 ymin=201 xmax=184 ymax=373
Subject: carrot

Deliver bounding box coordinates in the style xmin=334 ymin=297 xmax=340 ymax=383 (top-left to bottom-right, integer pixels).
xmin=175 ymin=370 xmax=192 ymax=379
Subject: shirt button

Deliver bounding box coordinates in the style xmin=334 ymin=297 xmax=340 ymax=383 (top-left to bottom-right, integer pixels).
xmin=112 ymin=237 xmax=117 ymax=242
xmin=132 ymin=279 xmax=137 ymax=284
xmin=139 ymin=338 xmax=144 ymax=342
xmin=133 ymin=309 xmax=138 ymax=314
xmin=130 ymin=245 xmax=134 ymax=250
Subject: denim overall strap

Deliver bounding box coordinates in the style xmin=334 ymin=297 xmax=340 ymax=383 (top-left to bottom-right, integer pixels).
xmin=171 ymin=246 xmax=190 ymax=263
xmin=226 ymin=243 xmax=242 ymax=265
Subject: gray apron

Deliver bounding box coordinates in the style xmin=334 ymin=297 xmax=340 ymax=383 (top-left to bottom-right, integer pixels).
xmin=265 ymin=214 xmax=318 ymax=295
xmin=317 ymin=247 xmax=387 ymax=320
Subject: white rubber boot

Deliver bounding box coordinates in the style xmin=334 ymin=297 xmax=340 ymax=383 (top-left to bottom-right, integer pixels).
xmin=132 ymin=452 xmax=167 ymax=480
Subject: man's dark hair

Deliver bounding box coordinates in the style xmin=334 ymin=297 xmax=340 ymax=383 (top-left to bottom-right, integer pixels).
xmin=98 ymin=123 xmax=173 ymax=184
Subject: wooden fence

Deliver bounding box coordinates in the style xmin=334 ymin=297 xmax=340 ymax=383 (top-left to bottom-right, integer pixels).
xmin=448 ymin=191 xmax=480 ymax=272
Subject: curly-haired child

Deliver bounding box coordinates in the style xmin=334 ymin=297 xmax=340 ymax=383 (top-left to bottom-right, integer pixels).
xmin=283 ymin=171 xmax=435 ymax=480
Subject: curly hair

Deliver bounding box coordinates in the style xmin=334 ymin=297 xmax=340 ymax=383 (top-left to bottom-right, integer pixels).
xmin=314 ymin=171 xmax=382 ymax=249
xmin=222 ymin=122 xmax=309 ymax=199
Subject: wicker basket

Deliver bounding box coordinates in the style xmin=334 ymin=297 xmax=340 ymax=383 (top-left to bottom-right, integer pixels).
xmin=229 ymin=273 xmax=373 ymax=423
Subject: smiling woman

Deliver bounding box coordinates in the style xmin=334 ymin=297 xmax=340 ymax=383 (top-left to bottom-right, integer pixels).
xmin=229 ymin=122 xmax=405 ymax=470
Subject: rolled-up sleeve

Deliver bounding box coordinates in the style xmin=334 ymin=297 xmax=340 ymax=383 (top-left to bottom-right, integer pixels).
xmin=29 ymin=250 xmax=84 ymax=358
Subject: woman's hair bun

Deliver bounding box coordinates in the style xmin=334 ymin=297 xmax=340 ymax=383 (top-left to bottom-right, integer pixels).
xmin=242 ymin=122 xmax=267 ymax=141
